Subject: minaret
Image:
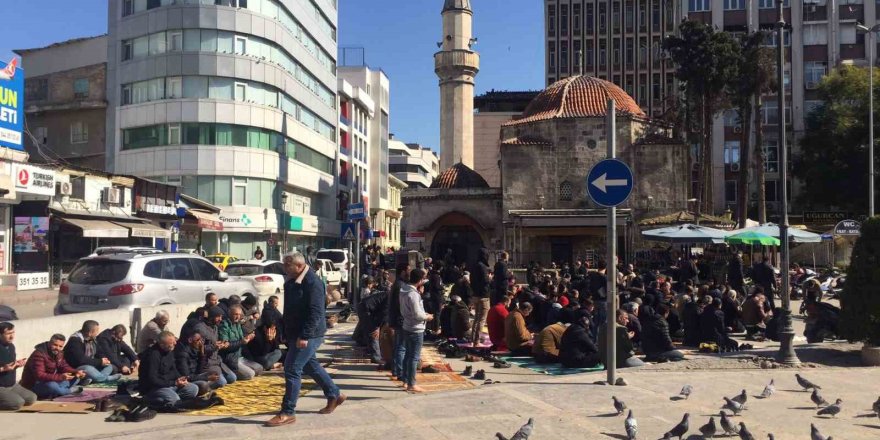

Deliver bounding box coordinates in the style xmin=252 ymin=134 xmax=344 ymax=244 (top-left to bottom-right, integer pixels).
xmin=435 ymin=0 xmax=480 ymax=170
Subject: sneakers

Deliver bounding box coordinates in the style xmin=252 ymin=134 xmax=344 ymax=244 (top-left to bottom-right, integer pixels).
xmin=421 ymin=365 xmax=440 ymax=374
xmin=69 ymin=386 xmax=84 ymax=395
xmin=79 ymin=378 xmax=93 ymax=387
xmin=493 ymin=361 xmax=511 ymax=369
xmin=462 ymin=365 xmax=473 ymax=376
xmin=472 ymin=369 xmax=486 ymax=380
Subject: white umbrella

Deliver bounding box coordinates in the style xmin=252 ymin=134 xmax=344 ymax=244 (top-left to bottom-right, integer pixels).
xmin=641 ymin=223 xmax=730 ymax=244
xmin=732 ymin=223 xmax=822 ymax=243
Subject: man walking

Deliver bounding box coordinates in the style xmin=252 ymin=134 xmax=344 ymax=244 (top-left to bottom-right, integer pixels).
xmin=266 ymin=252 xmax=345 ymax=428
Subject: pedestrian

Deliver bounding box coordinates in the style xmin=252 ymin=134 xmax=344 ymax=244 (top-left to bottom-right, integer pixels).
xmin=399 ymin=268 xmax=433 ymax=393
xmin=387 ymin=263 xmax=410 ymax=380
xmin=265 ymin=252 xmax=345 ymax=428
xmin=727 ymin=252 xmax=745 ymax=294
xmin=254 ymin=246 xmax=265 ymax=261
xmin=469 ymin=248 xmax=492 ymax=347
xmin=492 ymin=252 xmax=510 ymax=305
xmin=752 ymin=255 xmax=778 ymax=310
xmin=0 ymin=322 xmax=36 ymax=411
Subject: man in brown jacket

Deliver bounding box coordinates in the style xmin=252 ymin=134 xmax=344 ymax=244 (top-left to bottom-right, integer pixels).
xmin=532 ymin=322 xmax=566 ymax=363
xmin=742 ymin=290 xmax=771 ymax=340
xmin=504 ymin=302 xmax=533 ymax=356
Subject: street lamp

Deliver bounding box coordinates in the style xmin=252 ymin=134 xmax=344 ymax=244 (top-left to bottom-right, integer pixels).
xmin=857 ymin=23 xmax=880 ymax=218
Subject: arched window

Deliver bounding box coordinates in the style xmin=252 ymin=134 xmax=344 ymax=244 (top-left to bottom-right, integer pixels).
xmin=559 ymin=180 xmax=573 ymax=201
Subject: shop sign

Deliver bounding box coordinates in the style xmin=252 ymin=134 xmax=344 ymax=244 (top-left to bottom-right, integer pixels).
xmin=406 ymin=232 xmax=426 ymax=243
xmin=17 ymin=272 xmax=49 ymax=291
xmin=14 ymin=164 xmax=55 ymax=196
xmin=0 ymin=58 xmax=24 ymax=151
xmin=220 ymin=213 xmax=256 ymax=228
xmin=833 ymin=220 xmax=861 ymax=236
xmin=143 ymin=204 xmax=177 ymax=216
xmin=288 ymin=216 xmax=319 ymax=233
xmin=804 ymin=211 xmax=848 ymax=226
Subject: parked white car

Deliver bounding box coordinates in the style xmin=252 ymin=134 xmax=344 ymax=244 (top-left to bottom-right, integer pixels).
xmin=316 ymin=248 xmax=350 ymax=283
xmin=225 ymin=260 xmax=286 ymax=297
xmin=316 ymin=258 xmax=342 ymax=287
xmin=57 ymin=253 xmax=259 ymax=314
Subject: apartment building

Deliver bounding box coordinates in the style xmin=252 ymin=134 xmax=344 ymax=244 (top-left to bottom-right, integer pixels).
xmin=337 ymin=77 xmax=373 ymax=218
xmin=388 ymin=138 xmax=440 ymax=189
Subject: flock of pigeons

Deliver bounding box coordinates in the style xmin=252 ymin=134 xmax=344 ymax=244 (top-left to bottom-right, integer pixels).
xmin=496 ymin=374 xmax=880 ymax=440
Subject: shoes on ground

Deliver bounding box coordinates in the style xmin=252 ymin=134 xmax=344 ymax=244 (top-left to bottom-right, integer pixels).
xmin=421 ymin=365 xmax=440 ymax=374
xmin=473 ymin=369 xmax=486 ymax=380
xmin=462 ymin=365 xmax=473 ymax=376
xmin=493 ymin=361 xmax=511 ymax=369
xmin=70 ymin=386 xmax=84 ymax=395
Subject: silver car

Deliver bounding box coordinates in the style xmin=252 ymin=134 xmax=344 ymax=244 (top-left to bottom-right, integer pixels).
xmin=57 ymin=253 xmax=259 ymax=313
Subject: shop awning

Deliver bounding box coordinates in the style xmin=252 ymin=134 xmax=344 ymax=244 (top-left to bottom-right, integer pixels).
xmin=187 ymin=209 xmax=223 ymax=231
xmin=59 ymin=218 xmax=129 ymax=238
xmin=112 ymin=221 xmax=171 ymax=239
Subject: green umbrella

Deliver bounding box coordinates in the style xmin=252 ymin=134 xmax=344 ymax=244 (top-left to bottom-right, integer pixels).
xmin=724 ymin=231 xmax=781 ymax=246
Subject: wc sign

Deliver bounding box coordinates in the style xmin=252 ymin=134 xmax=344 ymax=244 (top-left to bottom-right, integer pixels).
xmin=833 ymin=220 xmax=861 ymax=236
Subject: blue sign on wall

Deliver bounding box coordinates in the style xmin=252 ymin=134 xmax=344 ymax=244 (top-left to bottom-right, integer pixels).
xmin=586 ymin=159 xmax=634 ymax=207
xmin=0 ymin=58 xmax=23 ymax=151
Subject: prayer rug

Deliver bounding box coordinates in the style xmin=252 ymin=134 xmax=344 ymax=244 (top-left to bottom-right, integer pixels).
xmin=409 ymin=372 xmax=475 ymax=393
xmin=53 ymin=390 xmax=114 ymax=403
xmin=187 ymin=373 xmax=315 ymax=416
xmin=16 ymin=401 xmax=94 ymax=414
xmin=498 ymin=355 xmax=605 ymax=375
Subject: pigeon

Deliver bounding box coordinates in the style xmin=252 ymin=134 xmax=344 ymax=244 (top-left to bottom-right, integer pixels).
xmin=738 ymin=422 xmax=756 ymax=440
xmin=767 ymin=435 xmax=775 ymax=440
xmin=612 ymin=396 xmax=627 ymax=415
xmin=662 ymin=413 xmax=689 ymax=440
xmin=759 ymin=379 xmax=775 ymax=399
xmin=817 ymin=399 xmax=842 ymax=418
xmin=810 ymin=423 xmax=827 ymax=440
xmin=698 ymin=416 xmax=717 ymax=439
xmin=625 ymin=410 xmax=637 ymax=440
xmin=679 ymin=384 xmax=693 ymax=400
xmin=495 ymin=417 xmax=534 ymax=440
xmin=810 ymin=389 xmax=829 ymax=408
xmin=731 ymin=389 xmax=748 ymax=408
xmin=873 ymin=396 xmax=880 ymax=414
xmin=796 ymin=373 xmax=821 ymax=391
xmin=723 ymin=397 xmax=744 ymax=415
xmin=720 ymin=411 xmax=738 ymax=436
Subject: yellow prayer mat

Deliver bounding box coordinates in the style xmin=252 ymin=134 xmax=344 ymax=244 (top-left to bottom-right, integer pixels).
xmin=188 ymin=373 xmax=315 ymax=416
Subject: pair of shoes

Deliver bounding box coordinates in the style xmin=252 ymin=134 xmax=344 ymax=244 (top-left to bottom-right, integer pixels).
xmin=105 ymin=408 xmax=127 ymax=422
xmin=462 ymin=365 xmax=473 ymax=376
xmin=421 ymin=365 xmax=440 ymax=374
xmin=483 ymin=355 xmax=502 ymax=363
xmin=464 ymin=354 xmax=480 ymax=362
xmin=483 ymin=379 xmax=500 ymax=385
xmin=318 ymin=394 xmax=347 ymax=414
xmin=472 ymin=369 xmax=486 ymax=380
xmin=80 ymin=378 xmax=93 ymax=387
xmin=493 ymin=361 xmax=511 ymax=369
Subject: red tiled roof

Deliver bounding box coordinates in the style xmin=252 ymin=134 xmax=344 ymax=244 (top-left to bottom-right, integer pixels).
xmin=430 ymin=163 xmax=489 ymax=189
xmin=504 ymin=76 xmax=646 ymax=126
xmin=501 ymin=136 xmax=552 ymax=146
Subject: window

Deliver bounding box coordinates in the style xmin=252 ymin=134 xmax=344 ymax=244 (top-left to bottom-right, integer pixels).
xmin=840 ymin=24 xmax=857 ymax=45
xmin=573 ymin=4 xmax=581 ymax=33
xmin=168 ymin=31 xmax=183 ymax=52
xmin=626 ymin=39 xmax=634 ymax=66
xmin=573 ymin=40 xmax=582 ymax=72
xmin=549 ymin=42 xmax=556 ymax=73
xmin=763 ymin=140 xmax=780 ymax=172
xmin=765 ymin=180 xmax=780 ymax=202
xmin=612 ymin=2 xmax=620 ymax=33
xmin=803 ymin=24 xmax=828 ymax=46
xmin=233 ymin=178 xmax=247 ymax=206
xmin=762 ymin=100 xmax=791 ymax=125
xmin=599 ymin=3 xmax=607 ymax=31
xmin=765 ymin=29 xmax=792 ymax=47
xmin=561 ymin=4 xmax=569 ymax=36
xmin=234 ymin=82 xmax=247 ymax=102
xmin=724 ymin=0 xmax=746 ymax=9
xmin=560 ymin=41 xmax=569 ymax=73
xmin=70 ymin=121 xmax=88 ymax=144
xmin=724 ymin=141 xmax=740 ymax=165
xmin=586 ymin=4 xmax=594 ymax=33
xmin=723 ymin=110 xmax=740 ymax=127
xmin=599 ymin=40 xmax=607 ymax=66
xmin=73 ymin=78 xmax=89 ymax=99
xmin=625 ymin=1 xmax=634 ymax=32
xmin=166 ymin=77 xmax=182 ymax=99
xmin=168 ymin=124 xmax=181 ymax=145
xmin=165 ymin=259 xmax=195 ymax=281
xmin=689 ymin=0 xmax=710 ymax=12
xmin=143 ymin=260 xmax=163 ymax=279
xmin=759 ymin=0 xmax=790 ymax=8
xmin=234 ymin=36 xmax=247 ymax=54
xmin=548 ymin=5 xmax=556 ymax=36
xmin=26 ymin=78 xmax=48 ymax=101
xmin=122 ymin=40 xmax=133 ymax=61
xmin=191 ymin=258 xmax=219 ymax=281
xmin=123 ymin=0 xmax=134 ymax=16
xmin=149 ymin=32 xmax=166 ymax=55
xmin=559 ymin=181 xmax=573 ymax=201
xmin=725 ymin=180 xmax=737 ymax=202
xmin=805 ymin=100 xmax=823 ymax=116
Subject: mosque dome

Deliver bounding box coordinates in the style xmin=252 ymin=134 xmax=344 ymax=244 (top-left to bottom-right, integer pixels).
xmin=507 ymin=75 xmax=646 ymax=126
xmin=430 ymin=162 xmax=489 ymax=189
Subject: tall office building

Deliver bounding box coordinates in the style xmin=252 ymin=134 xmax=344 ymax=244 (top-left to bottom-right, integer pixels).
xmin=106 ymin=0 xmax=340 ymax=257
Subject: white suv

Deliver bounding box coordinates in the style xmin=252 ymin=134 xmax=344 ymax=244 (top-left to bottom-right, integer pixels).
xmin=316 ymin=249 xmax=350 ymax=284
xmin=56 ymin=253 xmax=259 ymax=314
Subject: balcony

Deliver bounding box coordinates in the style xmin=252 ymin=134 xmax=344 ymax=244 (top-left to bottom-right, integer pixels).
xmin=803 ymin=5 xmax=827 ymax=22
xmin=339 ymin=115 xmax=351 ymax=127
xmin=839 ymin=4 xmax=863 ymax=22
xmin=434 ymin=49 xmax=480 ymax=76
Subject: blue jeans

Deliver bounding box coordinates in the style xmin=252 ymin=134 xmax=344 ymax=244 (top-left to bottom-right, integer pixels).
xmin=250 ymin=349 xmax=284 ymax=370
xmin=32 ymin=379 xmax=80 ymax=399
xmin=280 ymin=337 xmax=340 ymax=416
xmin=145 ymin=383 xmax=199 ymax=408
xmin=401 ymin=330 xmax=424 ymax=388
xmin=77 ymin=364 xmax=115 ymax=383
xmin=220 ymin=363 xmax=237 ymax=385
xmin=392 ymin=329 xmax=406 ymax=377
xmin=368 ymin=335 xmax=382 ymax=364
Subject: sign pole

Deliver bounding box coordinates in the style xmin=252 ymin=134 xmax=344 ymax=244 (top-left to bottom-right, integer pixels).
xmin=355 ymin=219 xmax=361 ymax=308
xmin=605 ymin=98 xmax=618 ymax=385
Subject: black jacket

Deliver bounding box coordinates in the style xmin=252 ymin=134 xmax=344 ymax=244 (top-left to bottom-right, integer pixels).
xmin=246 ymin=326 xmax=281 ymax=359
xmin=682 ymin=302 xmax=703 ymax=347
xmin=728 ymin=257 xmax=744 ymax=287
xmin=387 ymin=279 xmax=405 ymax=330
xmin=559 ymin=322 xmax=600 ymax=368
xmin=699 ymin=307 xmax=727 ymax=344
xmin=63 ymin=332 xmax=103 ymax=369
xmin=96 ymin=329 xmax=138 ymax=372
xmin=588 ymin=271 xmax=608 ymax=301
xmin=640 ymin=308 xmax=676 ymax=355
xmin=451 ymin=279 xmax=473 ymax=305
xmin=283 ymin=268 xmax=327 ymax=341
xmin=449 ymin=301 xmax=471 ymax=339
xmin=493 ymin=260 xmax=508 ymax=295
xmin=753 ymin=262 xmax=777 ymax=289
xmin=359 ymin=291 xmax=388 ymax=330
xmin=0 ymin=341 xmax=15 ymax=387
xmin=174 ymin=342 xmax=213 ymax=381
xmin=470 ymin=248 xmax=491 ymax=299
xmin=191 ymin=320 xmax=223 ymax=369
xmin=138 ymin=344 xmax=181 ymax=394
xmin=427 ymin=271 xmax=445 ymax=313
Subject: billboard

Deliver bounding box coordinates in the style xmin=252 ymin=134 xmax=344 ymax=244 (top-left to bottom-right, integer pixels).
xmin=0 ymin=58 xmax=23 ymax=151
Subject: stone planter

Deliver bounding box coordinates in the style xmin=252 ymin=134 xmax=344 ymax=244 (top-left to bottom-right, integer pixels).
xmin=861 ymin=344 xmax=880 ymax=366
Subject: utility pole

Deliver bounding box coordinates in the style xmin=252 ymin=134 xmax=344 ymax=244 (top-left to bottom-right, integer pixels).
xmin=776 ymin=1 xmax=800 ymax=366
xmin=606 ymin=99 xmax=618 ymax=385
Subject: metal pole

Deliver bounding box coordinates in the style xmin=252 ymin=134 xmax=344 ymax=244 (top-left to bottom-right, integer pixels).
xmin=606 ymin=98 xmax=618 ymax=384
xmin=871 ymin=32 xmax=876 ymax=218
xmin=776 ymin=2 xmax=800 ymax=365
xmin=355 ymin=219 xmax=361 ymax=308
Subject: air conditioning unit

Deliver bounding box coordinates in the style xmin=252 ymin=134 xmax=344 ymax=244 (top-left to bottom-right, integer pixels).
xmin=730 ymin=162 xmax=741 ymax=172
xmin=102 ymin=188 xmax=121 ymax=204
xmin=806 ymin=81 xmax=818 ymax=90
xmin=56 ymin=181 xmax=72 ymax=196
xmin=733 ymin=126 xmax=742 ymax=134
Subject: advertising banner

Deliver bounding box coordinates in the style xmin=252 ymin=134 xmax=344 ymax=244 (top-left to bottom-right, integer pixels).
xmin=0 ymin=58 xmax=23 ymax=151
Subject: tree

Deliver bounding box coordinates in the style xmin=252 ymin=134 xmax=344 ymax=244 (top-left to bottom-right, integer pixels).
xmin=840 ymin=217 xmax=880 ymax=346
xmin=664 ymin=21 xmax=740 ymax=215
xmin=728 ymin=32 xmax=776 ymax=227
xmin=793 ymin=65 xmax=878 ymax=214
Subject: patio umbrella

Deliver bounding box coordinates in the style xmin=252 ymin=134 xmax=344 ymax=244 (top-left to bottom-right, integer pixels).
xmin=724 ymin=231 xmax=781 ymax=246
xmin=735 ymin=223 xmax=822 ymax=243
xmin=641 ymin=223 xmax=730 ymax=244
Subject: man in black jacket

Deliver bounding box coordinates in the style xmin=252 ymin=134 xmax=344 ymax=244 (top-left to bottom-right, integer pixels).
xmin=492 ymin=252 xmax=510 ymax=306
xmin=727 ymin=252 xmax=745 ymax=295
xmin=96 ymin=325 xmax=139 ymax=375
xmin=353 ymin=290 xmax=388 ymax=364
xmin=64 ymin=320 xmax=120 ymax=384
xmin=640 ymin=305 xmax=685 ymax=362
xmin=700 ymin=298 xmax=738 ymax=350
xmin=139 ymin=331 xmax=199 ymax=409
xmin=266 ymin=252 xmax=345 ymax=428
xmin=0 ymin=322 xmax=36 ymax=411
xmin=174 ymin=331 xmax=224 ymax=390
xmin=559 ymin=309 xmax=601 ymax=368
xmin=245 ymin=321 xmax=284 ymax=370
xmin=469 ymin=248 xmax=491 ymax=346
xmin=426 ymin=262 xmax=445 ymax=334
xmin=192 ymin=307 xmax=237 ymax=386
xmin=386 ymin=263 xmax=410 ymax=380
xmin=752 ymin=256 xmax=778 ymax=310
xmin=448 ymin=295 xmax=471 ymax=340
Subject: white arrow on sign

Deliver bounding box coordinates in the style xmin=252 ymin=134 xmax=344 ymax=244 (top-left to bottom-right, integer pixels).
xmin=591 ymin=173 xmax=628 ymax=193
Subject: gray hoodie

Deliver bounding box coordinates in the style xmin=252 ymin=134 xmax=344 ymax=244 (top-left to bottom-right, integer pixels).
xmin=399 ymin=283 xmax=427 ymax=333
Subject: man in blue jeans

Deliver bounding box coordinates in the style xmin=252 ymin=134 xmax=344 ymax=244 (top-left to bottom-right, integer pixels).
xmin=63 ymin=320 xmax=121 ymax=385
xmin=387 ymin=264 xmax=410 ymax=379
xmin=138 ymin=331 xmax=199 ymax=408
xmin=266 ymin=252 xmax=346 ymax=428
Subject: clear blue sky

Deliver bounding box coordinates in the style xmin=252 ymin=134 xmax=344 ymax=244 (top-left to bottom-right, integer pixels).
xmin=0 ymin=0 xmax=545 ymax=152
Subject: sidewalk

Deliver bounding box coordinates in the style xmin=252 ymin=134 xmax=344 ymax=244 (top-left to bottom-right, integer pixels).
xmin=0 ymin=287 xmax=57 ymax=306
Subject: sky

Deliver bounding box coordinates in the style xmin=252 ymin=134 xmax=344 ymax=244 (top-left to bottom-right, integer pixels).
xmin=0 ymin=0 xmax=545 ymax=152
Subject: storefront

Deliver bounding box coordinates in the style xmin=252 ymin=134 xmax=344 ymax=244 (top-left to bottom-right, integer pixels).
xmin=9 ymin=163 xmax=56 ymax=290
xmin=132 ymin=177 xmax=179 ymax=250
xmin=286 ymin=214 xmax=341 ymax=253
xmin=177 ymin=194 xmax=223 ymax=255
xmin=211 ymin=207 xmax=279 ymax=259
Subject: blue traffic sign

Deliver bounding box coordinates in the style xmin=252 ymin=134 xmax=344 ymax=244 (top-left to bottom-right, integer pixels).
xmin=347 ymin=203 xmax=366 ymax=221
xmin=587 ymin=159 xmax=634 ymax=207
xmin=341 ymin=222 xmax=356 ymax=241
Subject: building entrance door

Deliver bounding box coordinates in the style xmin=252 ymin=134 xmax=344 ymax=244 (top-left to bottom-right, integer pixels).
xmin=550 ymin=238 xmax=572 ymax=266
